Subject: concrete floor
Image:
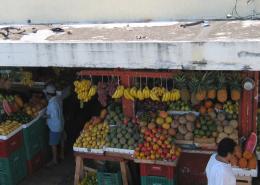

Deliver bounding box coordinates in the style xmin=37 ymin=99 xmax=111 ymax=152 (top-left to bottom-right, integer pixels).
xmin=20 ymin=155 xmax=75 ymax=185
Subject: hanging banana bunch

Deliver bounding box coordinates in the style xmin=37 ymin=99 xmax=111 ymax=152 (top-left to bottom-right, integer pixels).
xmin=21 ymin=71 xmax=33 ymax=87
xmin=74 ymin=79 xmax=97 ymax=102
xmin=112 ymin=85 xmax=124 ymax=99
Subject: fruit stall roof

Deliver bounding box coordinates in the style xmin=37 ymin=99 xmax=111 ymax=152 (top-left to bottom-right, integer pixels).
xmin=0 ymin=20 xmax=260 ymax=70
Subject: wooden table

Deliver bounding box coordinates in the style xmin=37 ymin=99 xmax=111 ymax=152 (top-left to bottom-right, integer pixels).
xmin=74 ymin=152 xmax=133 ymax=185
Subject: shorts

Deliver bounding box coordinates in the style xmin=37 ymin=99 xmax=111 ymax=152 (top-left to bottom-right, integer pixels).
xmin=49 ymin=131 xmax=62 ymax=146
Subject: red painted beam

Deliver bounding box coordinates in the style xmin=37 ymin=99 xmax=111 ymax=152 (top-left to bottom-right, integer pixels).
xmin=78 ymin=69 xmax=174 ymax=78
xmin=252 ymin=71 xmax=259 ymax=133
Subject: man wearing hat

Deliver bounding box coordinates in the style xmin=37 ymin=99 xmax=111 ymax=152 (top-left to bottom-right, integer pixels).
xmin=44 ymin=84 xmax=65 ymax=166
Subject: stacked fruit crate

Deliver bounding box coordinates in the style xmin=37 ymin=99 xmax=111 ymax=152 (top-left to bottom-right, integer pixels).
xmin=0 ymin=131 xmax=27 ymax=185
xmin=140 ymin=163 xmax=176 ymax=185
xmin=22 ymin=117 xmax=48 ymax=175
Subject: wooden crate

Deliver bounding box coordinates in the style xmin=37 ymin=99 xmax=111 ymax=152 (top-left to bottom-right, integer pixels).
xmin=236 ymin=176 xmax=252 ymax=185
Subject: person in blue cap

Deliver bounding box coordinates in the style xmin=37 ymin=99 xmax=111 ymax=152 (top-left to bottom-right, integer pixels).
xmin=44 ymin=84 xmax=65 ymax=166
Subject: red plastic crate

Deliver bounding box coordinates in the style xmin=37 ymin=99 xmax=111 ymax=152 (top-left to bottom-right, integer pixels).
xmin=140 ymin=163 xmax=175 ymax=180
xmin=27 ymin=151 xmax=43 ymax=175
xmin=0 ymin=131 xmax=23 ymax=157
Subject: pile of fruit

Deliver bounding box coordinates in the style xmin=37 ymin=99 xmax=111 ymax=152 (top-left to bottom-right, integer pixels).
xmin=22 ymin=94 xmax=47 ymax=117
xmin=193 ymin=111 xmax=238 ymax=144
xmin=173 ymin=113 xmax=196 ymax=141
xmin=74 ymin=120 xmax=109 ymax=149
xmin=79 ymin=173 xmax=98 ymax=185
xmin=0 ymin=120 xmax=21 ymax=135
xmin=223 ymin=101 xmax=239 ymax=116
xmin=168 ymin=101 xmax=191 ymax=111
xmin=134 ymin=127 xmax=181 ymax=161
xmin=230 ymin=147 xmax=257 ymax=170
xmin=0 ymin=94 xmax=23 ymax=116
xmin=134 ymin=111 xmax=181 ymax=161
xmin=7 ymin=112 xmax=33 ymax=124
xmin=104 ymin=103 xmax=124 ymax=125
xmin=106 ymin=122 xmax=141 ymax=150
xmin=194 ymin=114 xmax=217 ymax=139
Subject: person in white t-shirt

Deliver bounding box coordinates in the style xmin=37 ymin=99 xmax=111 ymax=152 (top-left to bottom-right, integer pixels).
xmin=206 ymin=138 xmax=237 ymax=185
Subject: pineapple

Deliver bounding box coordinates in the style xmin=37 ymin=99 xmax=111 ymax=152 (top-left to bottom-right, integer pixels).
xmin=217 ymin=72 xmax=228 ymax=103
xmin=229 ymin=73 xmax=242 ymax=101
xmin=207 ymin=72 xmax=217 ymax=99
xmin=174 ymin=73 xmax=190 ymax=102
xmin=188 ymin=72 xmax=206 ymax=103
xmin=189 ymin=72 xmax=208 ymax=102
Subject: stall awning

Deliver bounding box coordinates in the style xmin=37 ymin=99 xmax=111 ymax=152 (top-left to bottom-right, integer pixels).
xmin=0 ymin=21 xmax=260 ymax=70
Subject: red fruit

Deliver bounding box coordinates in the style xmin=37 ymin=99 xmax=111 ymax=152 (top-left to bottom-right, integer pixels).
xmin=172 ymin=156 xmax=177 ymax=161
xmin=161 ymin=144 xmax=166 ymax=149
xmin=152 ymin=128 xmax=157 ymax=133
xmin=157 ymin=140 xmax=162 ymax=146
xmin=166 ymin=153 xmax=171 ymax=159
xmin=138 ymin=144 xmax=143 ymax=148
xmin=160 ymin=135 xmax=166 ymax=141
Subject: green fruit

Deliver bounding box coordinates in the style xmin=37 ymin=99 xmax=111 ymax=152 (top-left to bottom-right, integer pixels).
xmin=120 ymin=138 xmax=126 ymax=145
xmin=199 ymin=130 xmax=205 ymax=136
xmin=202 ymin=125 xmax=208 ymax=131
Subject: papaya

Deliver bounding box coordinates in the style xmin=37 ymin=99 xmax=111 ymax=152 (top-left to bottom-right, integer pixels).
xmin=248 ymin=156 xmax=257 ymax=169
xmin=99 ymin=109 xmax=107 ymax=119
xmin=14 ymin=95 xmax=24 ymax=108
xmin=243 ymin=151 xmax=253 ymax=160
xmin=238 ymin=158 xmax=248 ymax=168
xmin=3 ymin=100 xmax=12 ymax=115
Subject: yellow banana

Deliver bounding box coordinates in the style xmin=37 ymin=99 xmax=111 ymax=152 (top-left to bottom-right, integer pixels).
xmin=124 ymin=88 xmax=135 ymax=101
xmin=137 ymin=89 xmax=144 ymax=100
xmin=130 ymin=87 xmax=137 ymax=98
xmin=150 ymin=92 xmax=160 ymax=101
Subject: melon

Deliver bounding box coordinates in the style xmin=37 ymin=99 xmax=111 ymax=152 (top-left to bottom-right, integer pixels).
xmin=245 ymin=132 xmax=257 ymax=153
xmin=168 ymin=128 xmax=176 ymax=136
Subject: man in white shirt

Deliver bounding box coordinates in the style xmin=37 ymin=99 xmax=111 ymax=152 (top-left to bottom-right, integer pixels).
xmin=206 ymin=138 xmax=237 ymax=185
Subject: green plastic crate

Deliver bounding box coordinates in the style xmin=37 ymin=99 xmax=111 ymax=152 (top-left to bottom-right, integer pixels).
xmin=23 ymin=122 xmax=42 ymax=160
xmin=141 ymin=176 xmax=176 ymax=185
xmin=37 ymin=118 xmax=49 ymax=150
xmin=97 ymin=172 xmax=122 ymax=185
xmin=0 ymin=146 xmax=27 ymax=185
xmin=0 ymin=172 xmax=12 ymax=185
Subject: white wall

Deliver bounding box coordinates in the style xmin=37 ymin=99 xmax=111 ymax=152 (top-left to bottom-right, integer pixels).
xmin=0 ymin=42 xmax=260 ymax=70
xmin=0 ymin=0 xmax=259 ymax=24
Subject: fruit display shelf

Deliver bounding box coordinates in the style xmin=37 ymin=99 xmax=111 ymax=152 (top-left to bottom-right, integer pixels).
xmin=167 ymin=111 xmax=200 ymax=116
xmin=104 ymin=147 xmax=135 ymax=155
xmin=22 ymin=108 xmax=46 ymax=129
xmin=134 ymin=158 xmax=178 ymax=167
xmin=232 ymin=165 xmax=258 ymax=177
xmin=0 ymin=125 xmax=22 ymax=140
xmin=73 ymin=147 xmax=104 ymax=154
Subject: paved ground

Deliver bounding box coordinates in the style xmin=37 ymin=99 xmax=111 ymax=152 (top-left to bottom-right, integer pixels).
xmin=20 ymin=155 xmax=75 ymax=185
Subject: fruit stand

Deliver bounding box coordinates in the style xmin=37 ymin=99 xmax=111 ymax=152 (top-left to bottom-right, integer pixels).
xmin=73 ymin=69 xmax=259 ymax=185
xmin=0 ymin=83 xmax=50 ymax=185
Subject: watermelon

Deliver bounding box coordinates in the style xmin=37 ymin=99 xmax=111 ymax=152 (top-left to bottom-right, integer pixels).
xmin=2 ymin=99 xmax=12 ymax=116
xmin=245 ymin=132 xmax=257 ymax=153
